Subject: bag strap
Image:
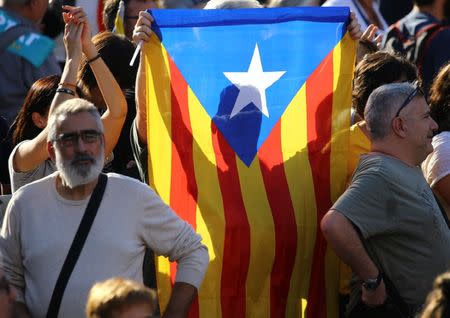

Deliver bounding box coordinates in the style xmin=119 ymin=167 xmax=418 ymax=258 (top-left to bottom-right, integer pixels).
xmin=0 ymin=24 xmax=31 ymax=55
xmin=45 ymin=173 xmax=108 ymax=318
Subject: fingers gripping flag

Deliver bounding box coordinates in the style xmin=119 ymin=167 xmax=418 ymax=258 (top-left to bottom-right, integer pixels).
xmin=142 ymin=7 xmax=356 ymax=318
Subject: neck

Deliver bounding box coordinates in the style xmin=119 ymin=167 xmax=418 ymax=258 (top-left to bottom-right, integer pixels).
xmin=56 ymin=174 xmax=98 ymax=200
xmin=371 ymin=142 xmax=419 ymax=167
xmin=416 ymin=3 xmax=444 ymax=21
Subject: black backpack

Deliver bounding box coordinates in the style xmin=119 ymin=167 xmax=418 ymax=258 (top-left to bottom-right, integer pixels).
xmin=382 ymin=21 xmax=448 ymax=77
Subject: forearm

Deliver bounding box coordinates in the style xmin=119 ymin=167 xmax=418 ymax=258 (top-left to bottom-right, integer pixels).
xmin=163 ymin=282 xmax=197 ymax=318
xmin=135 ymin=52 xmax=147 ymax=144
xmin=84 ymin=43 xmax=127 ymax=120
xmin=321 ymin=209 xmax=379 ymax=279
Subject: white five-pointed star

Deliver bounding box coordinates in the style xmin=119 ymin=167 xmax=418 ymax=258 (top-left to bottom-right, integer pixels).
xmin=223 ymin=44 xmax=285 ymax=118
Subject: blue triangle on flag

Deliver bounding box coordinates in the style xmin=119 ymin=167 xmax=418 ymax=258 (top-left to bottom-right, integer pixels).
xmin=150 ymin=7 xmax=348 ymax=166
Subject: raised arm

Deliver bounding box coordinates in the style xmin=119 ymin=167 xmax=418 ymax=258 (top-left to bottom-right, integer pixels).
xmin=321 ymin=209 xmax=386 ymax=306
xmin=12 ymin=18 xmax=83 ymax=172
xmin=133 ymin=10 xmax=154 ymax=145
xmin=64 ymin=5 xmax=127 ymax=156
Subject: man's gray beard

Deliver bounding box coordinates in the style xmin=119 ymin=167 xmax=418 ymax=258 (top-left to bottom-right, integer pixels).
xmin=56 ymin=151 xmax=105 ymax=189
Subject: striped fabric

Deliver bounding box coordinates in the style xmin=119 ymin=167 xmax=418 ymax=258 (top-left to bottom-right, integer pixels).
xmin=142 ymin=8 xmax=356 ymax=318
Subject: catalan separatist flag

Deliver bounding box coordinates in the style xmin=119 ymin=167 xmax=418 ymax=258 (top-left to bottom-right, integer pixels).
xmin=143 ymin=7 xmax=355 ymax=318
xmin=112 ymin=0 xmax=125 ymax=35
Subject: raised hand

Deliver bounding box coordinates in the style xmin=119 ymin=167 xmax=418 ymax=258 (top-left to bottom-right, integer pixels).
xmin=63 ymin=20 xmax=83 ymax=64
xmin=132 ymin=11 xmax=154 ymax=44
xmin=347 ymin=12 xmax=362 ymax=40
xmin=62 ymin=5 xmax=96 ymax=57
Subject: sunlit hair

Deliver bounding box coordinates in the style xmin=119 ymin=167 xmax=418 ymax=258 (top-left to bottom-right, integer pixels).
xmin=77 ymin=32 xmax=138 ymax=96
xmin=353 ymin=51 xmax=417 ymax=119
xmin=11 ymin=75 xmax=60 ymax=146
xmin=420 ymin=272 xmax=450 ymax=318
xmin=429 ymin=63 xmax=450 ymax=134
xmin=47 ymin=98 xmax=103 ymax=143
xmin=86 ymin=277 xmax=157 ymax=318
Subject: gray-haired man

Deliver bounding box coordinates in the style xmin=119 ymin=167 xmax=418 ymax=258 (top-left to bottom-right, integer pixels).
xmin=1 ymin=98 xmax=209 ymax=318
xmin=321 ymin=82 xmax=450 ymax=316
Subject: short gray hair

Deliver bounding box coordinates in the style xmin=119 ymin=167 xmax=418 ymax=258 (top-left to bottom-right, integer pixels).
xmin=365 ymin=82 xmax=419 ymax=141
xmin=204 ymin=0 xmax=262 ymax=9
xmin=47 ymin=98 xmax=103 ymax=142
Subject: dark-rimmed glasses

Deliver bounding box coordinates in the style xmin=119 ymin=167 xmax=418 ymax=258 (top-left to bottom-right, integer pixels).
xmin=395 ymin=81 xmax=424 ymax=117
xmin=54 ymin=130 xmax=103 ymax=148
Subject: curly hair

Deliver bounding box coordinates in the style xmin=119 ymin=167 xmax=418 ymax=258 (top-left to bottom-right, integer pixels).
xmin=420 ymin=272 xmax=450 ymax=318
xmin=352 ymin=51 xmax=417 ymax=118
xmin=429 ymin=63 xmax=450 ymax=134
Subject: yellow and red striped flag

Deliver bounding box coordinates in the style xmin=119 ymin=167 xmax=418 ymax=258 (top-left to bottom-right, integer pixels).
xmin=142 ymin=7 xmax=356 ymax=318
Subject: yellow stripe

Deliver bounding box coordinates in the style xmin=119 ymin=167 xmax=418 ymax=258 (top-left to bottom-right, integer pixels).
xmin=281 ymin=85 xmax=317 ymax=318
xmin=326 ymin=32 xmax=356 ymax=318
xmin=188 ymin=88 xmax=225 ymax=317
xmin=144 ymin=36 xmax=173 ymax=311
xmin=236 ymin=157 xmax=275 ymax=318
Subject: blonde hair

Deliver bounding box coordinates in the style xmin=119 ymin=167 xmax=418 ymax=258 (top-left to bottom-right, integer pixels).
xmin=86 ymin=277 xmax=157 ymax=318
xmin=420 ymin=272 xmax=450 ymax=318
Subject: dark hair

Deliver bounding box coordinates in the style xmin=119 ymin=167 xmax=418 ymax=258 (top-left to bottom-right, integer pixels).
xmin=429 ymin=63 xmax=450 ymax=133
xmin=12 ymin=75 xmax=60 ymax=146
xmin=413 ymin=0 xmax=435 ymax=6
xmin=420 ymin=271 xmax=450 ymax=318
xmin=352 ymin=51 xmax=417 ymax=118
xmin=78 ymin=31 xmax=138 ymax=94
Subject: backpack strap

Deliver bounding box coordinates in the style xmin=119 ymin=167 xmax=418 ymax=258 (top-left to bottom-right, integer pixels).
xmin=0 ymin=24 xmax=31 ymax=55
xmin=416 ymin=24 xmax=450 ymax=78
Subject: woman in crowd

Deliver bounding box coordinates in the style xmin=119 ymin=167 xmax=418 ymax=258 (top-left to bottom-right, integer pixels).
xmin=421 ymin=62 xmax=450 ymax=217
xmin=8 ymin=5 xmax=127 ymax=192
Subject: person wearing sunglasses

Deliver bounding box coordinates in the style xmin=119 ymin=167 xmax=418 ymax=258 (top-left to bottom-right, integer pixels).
xmin=322 ymin=82 xmax=450 ymax=317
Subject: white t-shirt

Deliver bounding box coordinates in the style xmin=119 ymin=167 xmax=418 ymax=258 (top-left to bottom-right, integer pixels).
xmin=422 ymin=131 xmax=450 ymax=188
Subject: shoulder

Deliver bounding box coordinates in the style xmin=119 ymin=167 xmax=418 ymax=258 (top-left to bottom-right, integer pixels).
xmin=105 ymin=173 xmax=154 ymax=195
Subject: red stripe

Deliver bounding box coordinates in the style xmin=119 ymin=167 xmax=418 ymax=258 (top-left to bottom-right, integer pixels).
xmin=305 ymin=50 xmax=334 ymax=318
xmin=168 ymin=55 xmax=199 ymax=317
xmin=212 ymin=126 xmax=250 ymax=318
xmin=97 ymin=0 xmax=106 ymax=32
xmin=259 ymin=122 xmax=297 ymax=318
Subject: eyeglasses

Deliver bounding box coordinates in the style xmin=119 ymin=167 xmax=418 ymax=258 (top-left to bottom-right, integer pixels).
xmin=0 ymin=275 xmax=10 ymax=293
xmin=54 ymin=130 xmax=103 ymax=148
xmin=395 ymin=81 xmax=424 ymax=117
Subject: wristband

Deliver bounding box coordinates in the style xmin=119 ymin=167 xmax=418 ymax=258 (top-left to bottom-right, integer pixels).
xmin=56 ymin=87 xmax=75 ymax=96
xmin=86 ymin=53 xmax=101 ymax=64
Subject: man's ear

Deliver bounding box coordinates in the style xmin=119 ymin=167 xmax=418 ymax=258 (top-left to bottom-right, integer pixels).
xmin=392 ymin=117 xmax=407 ymax=138
xmin=47 ymin=141 xmax=56 ymax=162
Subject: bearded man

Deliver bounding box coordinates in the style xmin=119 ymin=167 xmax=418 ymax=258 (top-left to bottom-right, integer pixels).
xmin=0 ymin=98 xmax=209 ymax=318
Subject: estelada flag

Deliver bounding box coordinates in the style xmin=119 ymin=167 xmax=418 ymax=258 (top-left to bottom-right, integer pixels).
xmin=142 ymin=7 xmax=356 ymax=318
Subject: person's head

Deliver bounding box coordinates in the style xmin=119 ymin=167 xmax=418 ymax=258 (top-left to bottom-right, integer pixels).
xmin=161 ymin=0 xmax=208 ymax=8
xmin=204 ymin=0 xmax=262 ymax=9
xmin=47 ymin=98 xmax=105 ymax=189
xmin=365 ymin=82 xmax=437 ymax=164
xmin=103 ymin=0 xmax=157 ymax=39
xmin=353 ymin=51 xmax=417 ymax=119
xmin=86 ymin=277 xmax=157 ymax=318
xmin=429 ymin=63 xmax=450 ymax=134
xmin=420 ymin=271 xmax=450 ymax=318
xmin=78 ymin=31 xmax=137 ymax=110
xmin=267 ymin=0 xmax=315 ymax=7
xmin=1 ymin=0 xmax=49 ymax=23
xmin=12 ymin=75 xmax=60 ymax=146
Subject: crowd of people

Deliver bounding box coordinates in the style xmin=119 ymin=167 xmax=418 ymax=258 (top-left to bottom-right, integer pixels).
xmin=0 ymin=0 xmax=449 ymax=317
